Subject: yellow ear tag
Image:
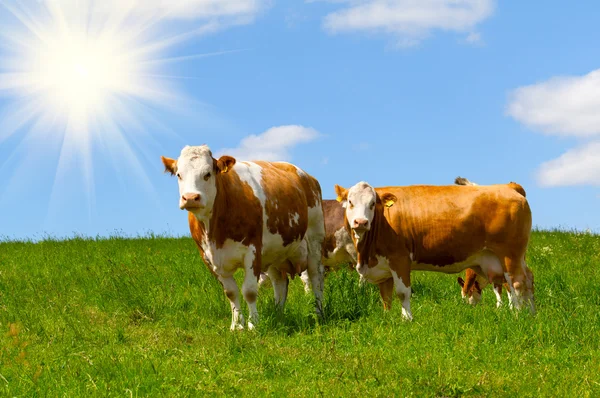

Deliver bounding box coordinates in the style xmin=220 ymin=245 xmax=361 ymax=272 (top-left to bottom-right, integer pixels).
xmin=336 ymin=196 xmax=343 ymax=202
xmin=223 ymin=165 xmax=228 ymax=173
xmin=384 ymin=200 xmax=394 ymax=208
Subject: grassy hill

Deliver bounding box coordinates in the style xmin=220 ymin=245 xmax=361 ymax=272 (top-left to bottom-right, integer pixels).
xmin=1 ymin=230 xmax=599 ymax=396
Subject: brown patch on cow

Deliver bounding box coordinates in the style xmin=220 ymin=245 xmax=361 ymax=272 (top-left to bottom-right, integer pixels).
xmin=216 ymin=156 xmax=236 ymax=173
xmin=161 ymin=156 xmax=177 ymax=175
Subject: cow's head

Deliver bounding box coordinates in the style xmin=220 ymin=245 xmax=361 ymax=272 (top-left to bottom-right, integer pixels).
xmin=161 ymin=145 xmax=235 ymax=216
xmin=334 ymin=181 xmax=397 ymax=242
xmin=457 ymin=272 xmax=483 ymax=305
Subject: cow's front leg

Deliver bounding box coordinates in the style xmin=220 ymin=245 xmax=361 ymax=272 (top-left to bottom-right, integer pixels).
xmin=242 ymin=254 xmax=259 ymax=330
xmin=378 ymin=278 xmax=394 ymax=310
xmin=267 ymin=265 xmax=289 ymax=309
xmin=219 ymin=276 xmax=245 ymax=331
xmin=390 ymin=256 xmax=413 ymax=321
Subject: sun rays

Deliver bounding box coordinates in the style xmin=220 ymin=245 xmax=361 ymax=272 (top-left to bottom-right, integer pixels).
xmin=0 ymin=0 xmax=235 ymax=222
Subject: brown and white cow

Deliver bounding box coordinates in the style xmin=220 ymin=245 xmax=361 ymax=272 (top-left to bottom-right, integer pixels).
xmin=161 ymin=145 xmax=325 ymax=330
xmin=454 ymin=177 xmax=531 ymax=308
xmin=299 ymin=199 xmax=359 ymax=291
xmin=334 ymin=181 xmax=535 ymax=319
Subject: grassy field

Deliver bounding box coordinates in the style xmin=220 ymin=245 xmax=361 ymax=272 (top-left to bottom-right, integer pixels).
xmin=1 ymin=230 xmax=599 ymax=397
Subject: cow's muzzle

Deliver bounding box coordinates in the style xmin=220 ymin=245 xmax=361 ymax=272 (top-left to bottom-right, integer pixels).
xmin=180 ymin=193 xmax=202 ymax=210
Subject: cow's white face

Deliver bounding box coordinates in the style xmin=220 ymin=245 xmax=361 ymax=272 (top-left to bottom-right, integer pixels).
xmin=346 ymin=182 xmax=376 ymax=240
xmin=335 ymin=182 xmax=397 ymax=242
xmin=161 ymin=145 xmax=235 ymax=217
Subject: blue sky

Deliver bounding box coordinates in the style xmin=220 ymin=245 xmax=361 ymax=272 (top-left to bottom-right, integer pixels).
xmin=0 ymin=0 xmax=598 ymax=240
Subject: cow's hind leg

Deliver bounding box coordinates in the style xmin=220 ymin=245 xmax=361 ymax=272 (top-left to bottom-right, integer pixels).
xmin=242 ymin=253 xmax=259 ymax=330
xmin=504 ymin=256 xmax=535 ymax=313
xmin=306 ymin=238 xmax=325 ymax=317
xmin=219 ymin=276 xmax=245 ymax=331
xmin=267 ymin=266 xmax=289 ymax=309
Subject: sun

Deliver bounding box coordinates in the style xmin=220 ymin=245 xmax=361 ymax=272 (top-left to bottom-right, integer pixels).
xmin=33 ymin=30 xmax=136 ymax=131
xmin=0 ymin=1 xmax=195 ymax=207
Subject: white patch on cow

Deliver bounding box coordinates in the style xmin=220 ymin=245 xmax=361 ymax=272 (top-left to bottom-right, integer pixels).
xmin=242 ymin=248 xmax=259 ymax=330
xmin=390 ymin=267 xmax=413 ymax=321
xmin=235 ymin=162 xmax=266 ymax=207
xmin=357 ymin=255 xmax=392 ymax=285
xmin=289 ymin=212 xmax=300 ymax=227
xmin=323 ymin=226 xmax=356 ymax=268
xmin=409 ymin=252 xmax=414 ymax=261
xmin=504 ymin=272 xmax=521 ymax=309
xmin=493 ymin=285 xmax=503 ymax=307
xmin=201 ymin=238 xmax=251 ymax=277
xmin=300 ymin=270 xmax=311 ymax=293
xmin=344 ymin=182 xmax=377 ymax=242
xmin=468 ymin=290 xmax=482 ymax=305
xmin=176 ymin=145 xmax=218 ymax=213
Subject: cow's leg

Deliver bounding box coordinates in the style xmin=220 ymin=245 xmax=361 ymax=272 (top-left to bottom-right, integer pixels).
xmin=242 ymin=255 xmax=259 ymax=330
xmin=390 ymin=257 xmax=413 ymax=321
xmin=267 ymin=266 xmax=289 ymax=309
xmin=524 ymin=264 xmax=536 ymax=314
xmin=378 ymin=278 xmax=394 ymax=310
xmin=493 ymin=283 xmax=503 ymax=307
xmin=219 ymin=276 xmax=245 ymax=331
xmin=258 ymin=272 xmax=271 ymax=289
xmin=306 ymin=238 xmax=325 ymax=317
xmin=504 ymin=255 xmax=534 ymax=312
xmin=300 ymin=270 xmax=312 ymax=293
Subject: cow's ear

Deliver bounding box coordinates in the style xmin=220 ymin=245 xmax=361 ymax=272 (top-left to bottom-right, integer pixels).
xmin=379 ymin=192 xmax=397 ymax=208
xmin=161 ymin=156 xmax=177 ymax=176
xmin=334 ymin=184 xmax=348 ymax=207
xmin=457 ymin=277 xmax=465 ymax=288
xmin=216 ymin=155 xmax=236 ymax=173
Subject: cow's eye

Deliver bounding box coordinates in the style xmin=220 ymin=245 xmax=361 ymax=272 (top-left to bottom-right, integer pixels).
xmin=204 ymin=172 xmax=211 ymax=181
xmin=176 ymin=173 xmax=182 ymax=180
xmin=349 ymin=200 xmax=354 ymax=209
xmin=370 ymin=202 xmax=375 ymax=210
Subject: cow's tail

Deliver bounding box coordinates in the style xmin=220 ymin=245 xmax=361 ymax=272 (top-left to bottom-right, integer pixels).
xmin=454 ymin=176 xmax=478 ymax=186
xmin=508 ymin=182 xmax=527 ymax=197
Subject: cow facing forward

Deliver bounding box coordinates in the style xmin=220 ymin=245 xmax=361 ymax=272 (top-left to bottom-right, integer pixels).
xmin=334 ymin=181 xmax=535 ymax=318
xmin=161 ymin=145 xmax=325 ymax=330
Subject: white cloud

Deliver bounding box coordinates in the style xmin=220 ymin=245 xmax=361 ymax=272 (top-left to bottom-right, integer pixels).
xmin=507 ymin=69 xmax=600 ymax=138
xmin=537 ymin=142 xmax=600 ymax=187
xmin=320 ymin=0 xmax=495 ymax=46
xmin=219 ymin=125 xmax=320 ymax=161
xmin=465 ymin=31 xmax=483 ymax=45
xmin=45 ymin=0 xmax=270 ymax=26
xmin=507 ymin=68 xmax=600 ymax=187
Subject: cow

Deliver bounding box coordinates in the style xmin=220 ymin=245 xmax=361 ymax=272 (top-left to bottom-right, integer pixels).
xmin=299 ymin=199 xmax=359 ymax=291
xmin=161 ymin=145 xmax=326 ymax=330
xmin=454 ymin=177 xmax=531 ymax=308
xmin=334 ymin=180 xmax=535 ymax=319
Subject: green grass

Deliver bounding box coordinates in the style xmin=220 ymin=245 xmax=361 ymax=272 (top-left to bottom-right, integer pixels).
xmin=1 ymin=230 xmax=599 ymax=397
